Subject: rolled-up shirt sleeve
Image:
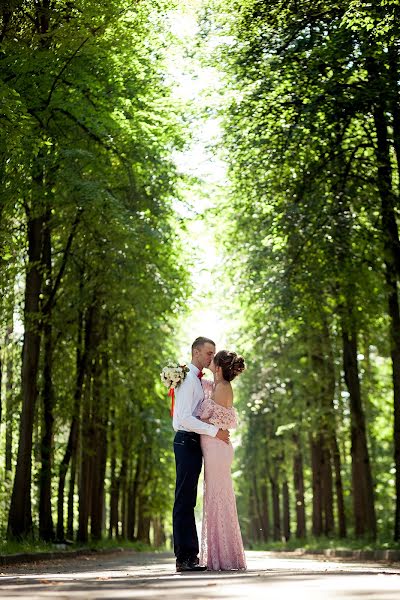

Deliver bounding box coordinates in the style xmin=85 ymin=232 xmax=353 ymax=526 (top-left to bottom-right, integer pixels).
xmin=175 ymin=377 xmax=218 ymax=437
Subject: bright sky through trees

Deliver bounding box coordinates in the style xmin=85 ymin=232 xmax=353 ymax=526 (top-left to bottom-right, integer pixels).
xmin=167 ymin=6 xmax=232 ymax=355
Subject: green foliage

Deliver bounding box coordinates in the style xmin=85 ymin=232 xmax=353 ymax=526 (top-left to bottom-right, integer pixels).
xmin=0 ymin=0 xmax=190 ymax=543
xmin=201 ymin=0 xmax=400 ymax=542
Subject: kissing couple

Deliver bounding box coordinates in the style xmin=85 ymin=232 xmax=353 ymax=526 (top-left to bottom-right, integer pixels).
xmin=172 ymin=336 xmax=247 ymax=572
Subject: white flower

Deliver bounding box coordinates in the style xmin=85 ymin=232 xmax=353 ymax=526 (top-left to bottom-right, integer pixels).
xmin=160 ymin=362 xmax=190 ymax=389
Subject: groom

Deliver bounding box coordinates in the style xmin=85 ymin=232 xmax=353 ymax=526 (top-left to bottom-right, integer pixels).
xmin=172 ymin=336 xmax=230 ymax=572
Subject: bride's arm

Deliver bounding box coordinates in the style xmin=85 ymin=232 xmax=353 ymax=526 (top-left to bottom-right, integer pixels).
xmin=196 ymin=415 xmax=212 ymax=424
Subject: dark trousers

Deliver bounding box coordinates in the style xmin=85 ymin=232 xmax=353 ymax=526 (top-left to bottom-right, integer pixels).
xmin=172 ymin=431 xmax=203 ymax=562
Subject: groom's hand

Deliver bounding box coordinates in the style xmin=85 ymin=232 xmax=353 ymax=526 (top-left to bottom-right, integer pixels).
xmin=216 ymin=429 xmax=230 ymax=444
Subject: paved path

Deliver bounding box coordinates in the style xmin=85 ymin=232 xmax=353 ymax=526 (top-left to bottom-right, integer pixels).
xmin=1 ymin=550 xmax=400 ymax=599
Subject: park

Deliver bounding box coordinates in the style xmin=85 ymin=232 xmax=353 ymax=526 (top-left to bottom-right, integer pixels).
xmin=1 ymin=1 xmax=400 ymax=597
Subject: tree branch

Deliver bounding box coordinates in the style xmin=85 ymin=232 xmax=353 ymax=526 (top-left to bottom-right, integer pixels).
xmin=42 ymin=206 xmax=83 ymax=313
xmin=43 ymin=4 xmax=137 ymax=110
xmin=51 ymin=107 xmax=118 ymax=155
xmin=44 ymin=34 xmax=95 ymax=110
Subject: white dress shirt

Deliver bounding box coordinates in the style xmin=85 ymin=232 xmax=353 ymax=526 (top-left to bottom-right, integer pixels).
xmin=172 ymin=363 xmax=218 ymax=437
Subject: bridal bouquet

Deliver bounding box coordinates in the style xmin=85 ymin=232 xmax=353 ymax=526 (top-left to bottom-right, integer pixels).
xmin=160 ymin=363 xmax=190 ymax=390
xmin=160 ymin=363 xmax=190 ymax=416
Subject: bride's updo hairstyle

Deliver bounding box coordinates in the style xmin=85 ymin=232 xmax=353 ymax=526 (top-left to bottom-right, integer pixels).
xmin=214 ymin=350 xmax=245 ymax=382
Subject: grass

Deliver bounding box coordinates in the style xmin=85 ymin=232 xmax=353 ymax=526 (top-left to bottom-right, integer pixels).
xmin=0 ymin=537 xmax=155 ymax=556
xmin=2 ymin=535 xmax=400 ymax=557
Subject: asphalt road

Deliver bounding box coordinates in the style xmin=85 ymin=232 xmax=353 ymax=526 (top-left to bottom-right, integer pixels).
xmin=1 ymin=550 xmax=400 ymax=599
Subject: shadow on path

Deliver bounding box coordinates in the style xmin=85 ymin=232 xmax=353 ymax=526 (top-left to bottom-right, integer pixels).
xmin=1 ymin=551 xmax=399 ymax=599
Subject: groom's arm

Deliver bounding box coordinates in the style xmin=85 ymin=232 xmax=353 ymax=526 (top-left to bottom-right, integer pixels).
xmin=175 ymin=377 xmax=218 ymax=437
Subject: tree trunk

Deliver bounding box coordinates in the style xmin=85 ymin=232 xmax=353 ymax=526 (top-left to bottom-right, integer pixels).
xmin=127 ymin=454 xmax=141 ymax=541
xmin=39 ymin=209 xmax=54 ymax=541
xmin=119 ymin=445 xmax=129 ymax=539
xmin=389 ymin=48 xmax=400 ymax=187
xmin=152 ymin=516 xmax=166 ymax=547
xmin=57 ymin=300 xmax=89 ymax=541
xmin=0 ymin=339 xmax=2 ymax=424
xmin=5 ymin=321 xmax=14 ymax=472
xmin=247 ymin=488 xmax=260 ymax=545
xmin=77 ymin=368 xmax=94 ymax=543
xmin=386 ymin=275 xmax=400 ymax=540
xmin=331 ymin=433 xmax=346 ymax=537
xmin=109 ymin=409 xmax=119 ymax=539
xmin=282 ymin=480 xmax=290 ymax=541
xmin=65 ymin=447 xmax=76 ymax=540
xmin=270 ymin=473 xmax=281 ymax=541
xmin=7 ymin=0 xmax=55 ymax=545
xmin=252 ymin=473 xmax=264 ymax=539
xmin=310 ymin=324 xmax=336 ymax=537
xmin=342 ymin=320 xmax=376 ymax=538
xmin=259 ymin=478 xmax=270 ymax=541
xmin=293 ymin=434 xmax=306 ymax=538
xmin=91 ymin=349 xmax=109 ymax=541
xmin=311 ymin=435 xmax=322 ymax=536
xmin=368 ymin=58 xmax=400 ymax=539
xmin=136 ymin=494 xmax=150 ymax=544
xmin=321 ymin=443 xmax=334 ymax=536
xmin=7 ymin=207 xmax=44 ymax=539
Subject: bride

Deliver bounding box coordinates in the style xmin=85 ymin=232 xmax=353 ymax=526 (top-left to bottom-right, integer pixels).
xmin=196 ymin=349 xmax=247 ymax=571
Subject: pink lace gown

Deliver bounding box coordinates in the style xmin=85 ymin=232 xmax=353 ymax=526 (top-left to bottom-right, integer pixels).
xmin=197 ymin=382 xmax=246 ymax=571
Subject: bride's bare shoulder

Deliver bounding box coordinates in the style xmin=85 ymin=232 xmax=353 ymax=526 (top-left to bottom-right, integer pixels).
xmin=214 ymin=381 xmax=233 ymax=408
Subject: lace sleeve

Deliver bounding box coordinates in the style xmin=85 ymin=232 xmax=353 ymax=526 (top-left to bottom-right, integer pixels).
xmin=209 ymin=405 xmax=237 ymax=430
xmin=196 ymin=398 xmax=214 ymax=420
